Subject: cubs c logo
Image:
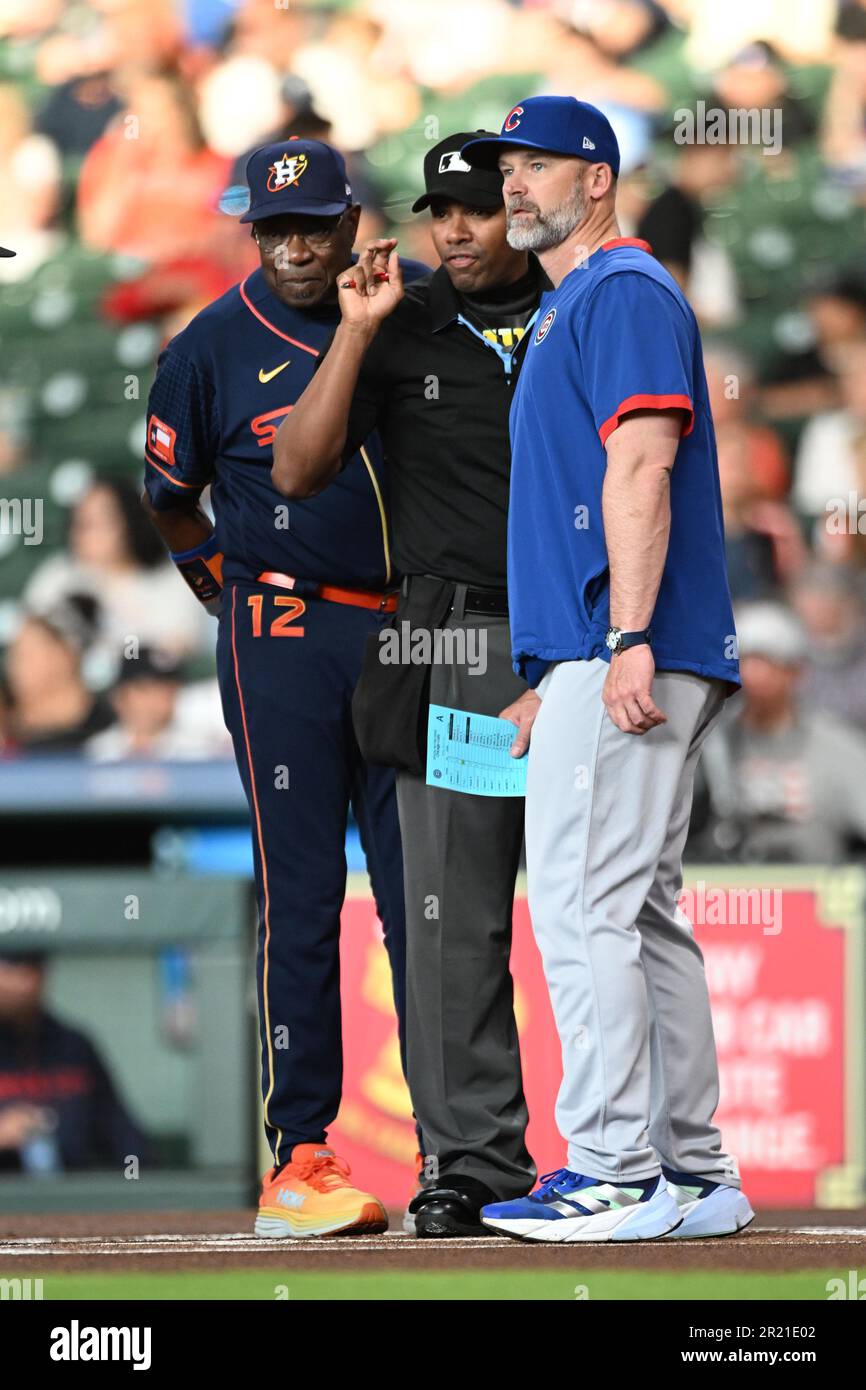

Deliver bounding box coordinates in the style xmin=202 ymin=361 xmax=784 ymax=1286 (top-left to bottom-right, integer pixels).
xmin=534 ymin=307 xmax=556 ymax=344
xmin=503 ymin=105 xmax=524 ymax=133
xmin=267 ymin=152 xmax=308 ymax=192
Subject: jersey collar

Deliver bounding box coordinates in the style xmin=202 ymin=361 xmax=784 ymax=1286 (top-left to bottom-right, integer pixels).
xmin=430 ymin=254 xmax=549 ymax=333
xmin=430 ymin=264 xmax=464 ymax=332
xmin=554 ymin=238 xmax=655 ymax=293
xmin=238 ymin=266 xmax=342 ymax=355
xmin=599 ymin=237 xmax=653 ymax=254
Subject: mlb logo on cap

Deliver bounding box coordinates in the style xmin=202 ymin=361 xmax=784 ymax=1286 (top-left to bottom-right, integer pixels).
xmin=438 ymin=150 xmax=472 ymax=174
xmin=411 ymin=131 xmax=507 ymax=213
xmin=460 ymin=96 xmax=620 ymax=177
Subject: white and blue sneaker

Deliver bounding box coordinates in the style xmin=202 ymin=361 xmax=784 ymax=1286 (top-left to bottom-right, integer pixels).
xmin=661 ymin=1167 xmax=755 ymax=1239
xmin=480 ymin=1168 xmax=682 ymax=1243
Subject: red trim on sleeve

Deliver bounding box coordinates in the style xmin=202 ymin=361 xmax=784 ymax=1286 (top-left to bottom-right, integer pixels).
xmin=598 ymin=393 xmax=694 ymax=446
xmin=600 ymin=237 xmax=653 ymax=254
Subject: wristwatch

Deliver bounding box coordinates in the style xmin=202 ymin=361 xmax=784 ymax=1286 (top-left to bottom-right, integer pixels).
xmin=605 ymin=626 xmax=652 ymax=654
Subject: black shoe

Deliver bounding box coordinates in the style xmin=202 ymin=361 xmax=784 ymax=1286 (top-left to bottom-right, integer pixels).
xmin=409 ymin=1175 xmax=498 ymax=1238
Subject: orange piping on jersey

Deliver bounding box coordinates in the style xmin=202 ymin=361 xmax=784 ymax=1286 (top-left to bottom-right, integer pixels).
xmin=598 ymin=393 xmax=694 ymax=447
xmin=239 ymin=277 xmax=320 ymax=356
xmin=238 ymin=279 xmax=391 ymax=583
xmin=359 ymin=445 xmax=392 ymax=586
xmin=144 ymin=449 xmax=204 ymax=489
xmin=230 ymin=587 xmax=284 ymax=1166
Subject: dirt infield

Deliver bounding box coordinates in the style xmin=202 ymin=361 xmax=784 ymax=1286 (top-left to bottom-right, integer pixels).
xmin=0 ymin=1209 xmax=864 ymax=1273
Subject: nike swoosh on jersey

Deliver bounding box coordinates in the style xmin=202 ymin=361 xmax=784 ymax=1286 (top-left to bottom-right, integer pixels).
xmin=259 ymin=360 xmax=291 ymax=382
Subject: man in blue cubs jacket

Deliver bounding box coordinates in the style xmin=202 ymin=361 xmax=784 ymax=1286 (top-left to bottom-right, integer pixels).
xmin=142 ymin=139 xmax=428 ymax=1238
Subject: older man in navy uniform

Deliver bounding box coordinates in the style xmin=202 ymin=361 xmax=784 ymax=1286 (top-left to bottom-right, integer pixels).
xmin=142 ymin=139 xmax=428 ymax=1238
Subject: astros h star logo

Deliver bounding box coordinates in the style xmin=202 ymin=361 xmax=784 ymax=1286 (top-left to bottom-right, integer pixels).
xmin=267 ymin=152 xmax=309 ymax=193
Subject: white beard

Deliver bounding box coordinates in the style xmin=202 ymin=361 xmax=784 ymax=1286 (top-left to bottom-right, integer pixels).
xmin=506 ymin=183 xmax=587 ymax=252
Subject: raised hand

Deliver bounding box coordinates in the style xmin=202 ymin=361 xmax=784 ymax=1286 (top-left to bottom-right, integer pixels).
xmin=336 ymin=238 xmax=404 ymax=328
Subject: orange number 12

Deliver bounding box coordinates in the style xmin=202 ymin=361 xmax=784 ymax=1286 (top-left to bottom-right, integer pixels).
xmin=248 ymin=593 xmax=306 ymax=637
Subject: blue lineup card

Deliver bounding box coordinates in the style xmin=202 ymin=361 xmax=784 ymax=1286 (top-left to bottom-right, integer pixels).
xmin=426 ymin=704 xmax=527 ymax=797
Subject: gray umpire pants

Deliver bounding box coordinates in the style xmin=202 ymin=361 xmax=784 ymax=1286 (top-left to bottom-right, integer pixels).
xmin=526 ymin=657 xmax=740 ymax=1186
xmin=396 ymin=598 xmax=536 ymax=1200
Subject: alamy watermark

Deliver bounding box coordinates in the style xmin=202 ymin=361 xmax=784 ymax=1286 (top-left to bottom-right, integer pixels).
xmin=678 ymin=881 xmax=782 ymax=936
xmin=674 ymin=102 xmax=782 ymax=157
xmin=0 ymin=497 xmax=43 ymax=545
xmin=826 ymin=493 xmax=866 ymax=534
xmin=1 ymin=1277 xmax=43 ymax=1300
xmin=379 ymin=621 xmax=487 ymax=676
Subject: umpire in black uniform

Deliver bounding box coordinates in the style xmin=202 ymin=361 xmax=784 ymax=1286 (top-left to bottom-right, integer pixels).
xmin=272 ymin=136 xmax=545 ymax=1234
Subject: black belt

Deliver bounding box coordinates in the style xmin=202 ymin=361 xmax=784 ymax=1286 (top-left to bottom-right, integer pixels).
xmin=402 ymin=574 xmax=508 ymax=617
xmin=462 ymin=586 xmax=509 ymax=616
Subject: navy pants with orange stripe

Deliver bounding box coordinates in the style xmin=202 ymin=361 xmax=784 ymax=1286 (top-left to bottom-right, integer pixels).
xmin=216 ymin=579 xmax=408 ymax=1168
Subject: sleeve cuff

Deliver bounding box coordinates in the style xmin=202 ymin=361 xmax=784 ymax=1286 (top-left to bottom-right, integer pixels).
xmin=598 ymin=393 xmax=695 ymax=447
xmin=145 ymin=448 xmax=207 ymax=494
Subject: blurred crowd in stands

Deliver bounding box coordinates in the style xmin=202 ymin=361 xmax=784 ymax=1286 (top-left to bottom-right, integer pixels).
xmin=0 ymin=0 xmax=866 ymax=863
xmin=0 ymin=949 xmax=148 ymax=1174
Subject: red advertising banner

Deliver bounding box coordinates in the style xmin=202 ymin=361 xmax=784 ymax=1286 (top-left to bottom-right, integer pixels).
xmin=690 ymin=869 xmax=865 ymax=1208
xmin=329 ymin=868 xmax=865 ymax=1210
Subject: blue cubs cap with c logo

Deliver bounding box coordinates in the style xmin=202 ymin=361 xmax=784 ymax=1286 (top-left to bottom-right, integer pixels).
xmin=239 ymin=138 xmax=353 ymax=223
xmin=461 ymin=96 xmax=620 ymax=177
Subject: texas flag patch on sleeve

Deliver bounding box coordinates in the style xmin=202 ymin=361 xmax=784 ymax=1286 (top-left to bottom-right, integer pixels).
xmin=147 ymin=415 xmax=177 ymax=467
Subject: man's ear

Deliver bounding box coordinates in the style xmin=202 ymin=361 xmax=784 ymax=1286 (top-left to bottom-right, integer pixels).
xmin=346 ymin=204 xmax=362 ymax=243
xmin=590 ymin=164 xmax=615 ymax=200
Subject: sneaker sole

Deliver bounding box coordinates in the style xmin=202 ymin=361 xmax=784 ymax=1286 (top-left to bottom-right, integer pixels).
xmin=664 ymin=1187 xmax=756 ymax=1240
xmin=254 ymin=1201 xmax=388 ymax=1239
xmin=482 ymin=1189 xmax=683 ymax=1244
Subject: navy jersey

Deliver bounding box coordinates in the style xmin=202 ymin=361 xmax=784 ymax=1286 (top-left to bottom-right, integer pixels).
xmin=508 ymin=238 xmax=740 ymax=691
xmin=144 ymin=261 xmax=428 ymax=590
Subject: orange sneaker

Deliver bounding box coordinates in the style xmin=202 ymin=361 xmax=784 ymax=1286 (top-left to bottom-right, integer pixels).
xmin=254 ymin=1144 xmax=388 ymax=1239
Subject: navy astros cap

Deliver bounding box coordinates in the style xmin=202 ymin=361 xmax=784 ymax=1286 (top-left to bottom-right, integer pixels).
xmin=240 ymin=138 xmax=353 ymax=223
xmin=462 ymin=96 xmax=620 ymax=177
xmin=411 ymin=132 xmax=505 ymax=213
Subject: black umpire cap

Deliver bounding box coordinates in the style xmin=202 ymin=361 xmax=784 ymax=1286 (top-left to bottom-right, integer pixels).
xmin=0 ymin=246 xmax=14 ymax=257
xmin=411 ymin=132 xmax=505 ymax=213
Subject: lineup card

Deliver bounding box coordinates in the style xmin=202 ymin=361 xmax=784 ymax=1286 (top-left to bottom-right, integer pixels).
xmin=426 ymin=703 xmax=527 ymax=797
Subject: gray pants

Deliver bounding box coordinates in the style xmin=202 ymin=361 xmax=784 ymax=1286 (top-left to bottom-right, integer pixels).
xmin=526 ymin=657 xmax=739 ymax=1186
xmin=396 ymin=605 xmax=536 ymax=1200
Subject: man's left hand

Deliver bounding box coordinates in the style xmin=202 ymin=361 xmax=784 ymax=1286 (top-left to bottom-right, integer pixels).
xmin=602 ymin=646 xmax=667 ymax=735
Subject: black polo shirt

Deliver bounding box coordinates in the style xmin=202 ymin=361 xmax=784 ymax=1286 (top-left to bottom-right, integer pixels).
xmin=336 ymin=259 xmax=545 ymax=588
